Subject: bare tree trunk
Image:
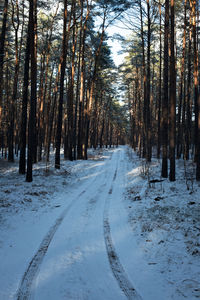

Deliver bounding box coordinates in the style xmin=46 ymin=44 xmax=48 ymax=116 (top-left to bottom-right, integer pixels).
xmin=46 ymin=63 xmax=61 ymax=163
xmin=146 ymin=0 xmax=151 ymax=162
xmin=185 ymin=2 xmax=192 ymax=160
xmin=26 ymin=0 xmax=37 ymax=182
xmin=192 ymin=0 xmax=200 ymax=179
xmin=157 ymin=0 xmax=162 ymax=159
xmin=8 ymin=0 xmax=20 ymax=162
xmin=67 ymin=0 xmax=76 ymax=161
xmin=37 ymin=53 xmax=46 ymax=161
xmin=177 ymin=0 xmax=187 ymax=159
xmin=161 ymin=0 xmax=169 ymax=178
xmin=139 ymin=0 xmax=147 ymax=158
xmin=77 ymin=0 xmax=90 ymax=159
xmin=169 ymin=0 xmax=176 ymax=181
xmin=19 ymin=3 xmax=31 ymax=174
xmin=84 ymin=8 xmax=106 ymax=159
xmin=43 ymin=65 xmax=54 ymax=158
xmin=0 ymin=0 xmax=8 ymax=148
xmin=55 ymin=0 xmax=68 ymax=169
xmin=41 ymin=4 xmax=59 ymax=160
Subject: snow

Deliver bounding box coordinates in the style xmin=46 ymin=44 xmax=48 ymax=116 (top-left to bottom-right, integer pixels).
xmin=0 ymin=146 xmax=200 ymax=299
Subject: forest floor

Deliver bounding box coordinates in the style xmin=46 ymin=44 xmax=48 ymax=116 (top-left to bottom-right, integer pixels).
xmin=0 ymin=146 xmax=200 ymax=300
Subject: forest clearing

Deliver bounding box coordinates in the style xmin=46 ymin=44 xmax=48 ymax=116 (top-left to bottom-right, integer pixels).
xmin=1 ymin=0 xmax=200 ymax=299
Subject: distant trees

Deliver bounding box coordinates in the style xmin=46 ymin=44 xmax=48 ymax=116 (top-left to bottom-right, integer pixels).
xmin=0 ymin=0 xmax=127 ymax=181
xmin=2 ymin=0 xmax=200 ymax=182
xmin=122 ymin=0 xmax=200 ymax=181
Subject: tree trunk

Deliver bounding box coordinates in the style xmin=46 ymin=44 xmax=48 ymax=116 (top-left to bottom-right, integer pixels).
xmin=73 ymin=31 xmax=81 ymax=160
xmin=185 ymin=2 xmax=192 ymax=160
xmin=19 ymin=3 xmax=31 ymax=174
xmin=161 ymin=0 xmax=169 ymax=178
xmin=26 ymin=0 xmax=37 ymax=182
xmin=67 ymin=0 xmax=76 ymax=161
xmin=8 ymin=1 xmax=20 ymax=162
xmin=157 ymin=0 xmax=162 ymax=159
xmin=46 ymin=64 xmax=60 ymax=163
xmin=169 ymin=0 xmax=176 ymax=181
xmin=55 ymin=0 xmax=68 ymax=169
xmin=0 ymin=0 xmax=8 ymax=147
xmin=146 ymin=0 xmax=151 ymax=162
xmin=139 ymin=0 xmax=147 ymax=158
xmin=37 ymin=53 xmax=46 ymax=162
xmin=77 ymin=0 xmax=90 ymax=159
xmin=177 ymin=0 xmax=187 ymax=159
xmin=192 ymin=0 xmax=200 ymax=179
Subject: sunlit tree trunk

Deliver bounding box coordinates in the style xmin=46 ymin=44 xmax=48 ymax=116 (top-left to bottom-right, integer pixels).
xmin=46 ymin=63 xmax=61 ymax=163
xmin=67 ymin=0 xmax=76 ymax=161
xmin=177 ymin=0 xmax=187 ymax=159
xmin=77 ymin=0 xmax=84 ymax=159
xmin=55 ymin=0 xmax=68 ymax=169
xmin=84 ymin=8 xmax=106 ymax=159
xmin=19 ymin=3 xmax=31 ymax=174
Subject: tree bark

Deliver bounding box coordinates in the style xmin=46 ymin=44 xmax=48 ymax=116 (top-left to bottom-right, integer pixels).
xmin=146 ymin=0 xmax=151 ymax=162
xmin=139 ymin=0 xmax=147 ymax=158
xmin=184 ymin=2 xmax=192 ymax=160
xmin=0 ymin=0 xmax=8 ymax=148
xmin=177 ymin=0 xmax=187 ymax=159
xmin=157 ymin=0 xmax=162 ymax=159
xmin=8 ymin=0 xmax=20 ymax=162
xmin=19 ymin=3 xmax=31 ymax=174
xmin=67 ymin=0 xmax=76 ymax=161
xmin=192 ymin=0 xmax=200 ymax=179
xmin=55 ymin=0 xmax=68 ymax=169
xmin=26 ymin=0 xmax=37 ymax=182
xmin=169 ymin=0 xmax=176 ymax=181
xmin=77 ymin=0 xmax=90 ymax=159
xmin=161 ymin=0 xmax=169 ymax=178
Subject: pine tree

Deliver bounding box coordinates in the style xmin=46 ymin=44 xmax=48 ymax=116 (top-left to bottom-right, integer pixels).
xmin=161 ymin=0 xmax=169 ymax=178
xmin=169 ymin=0 xmax=176 ymax=181
xmin=26 ymin=0 xmax=37 ymax=182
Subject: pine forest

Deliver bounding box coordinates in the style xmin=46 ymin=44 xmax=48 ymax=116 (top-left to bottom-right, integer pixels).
xmin=0 ymin=1 xmax=200 ymax=299
xmin=0 ymin=0 xmax=200 ymax=182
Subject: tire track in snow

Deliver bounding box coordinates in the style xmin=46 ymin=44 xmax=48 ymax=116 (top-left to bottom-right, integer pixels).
xmin=103 ymin=161 xmax=142 ymax=300
xmin=81 ymin=182 xmax=106 ymax=227
xmin=16 ymin=158 xmax=108 ymax=300
xmin=16 ymin=189 xmax=86 ymax=300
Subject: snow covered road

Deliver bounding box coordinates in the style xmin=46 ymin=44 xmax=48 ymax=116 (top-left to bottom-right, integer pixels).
xmin=16 ymin=147 xmax=141 ymax=300
xmin=1 ymin=146 xmax=200 ymax=299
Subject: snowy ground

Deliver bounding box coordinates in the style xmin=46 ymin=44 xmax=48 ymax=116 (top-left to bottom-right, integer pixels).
xmin=0 ymin=146 xmax=200 ymax=300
